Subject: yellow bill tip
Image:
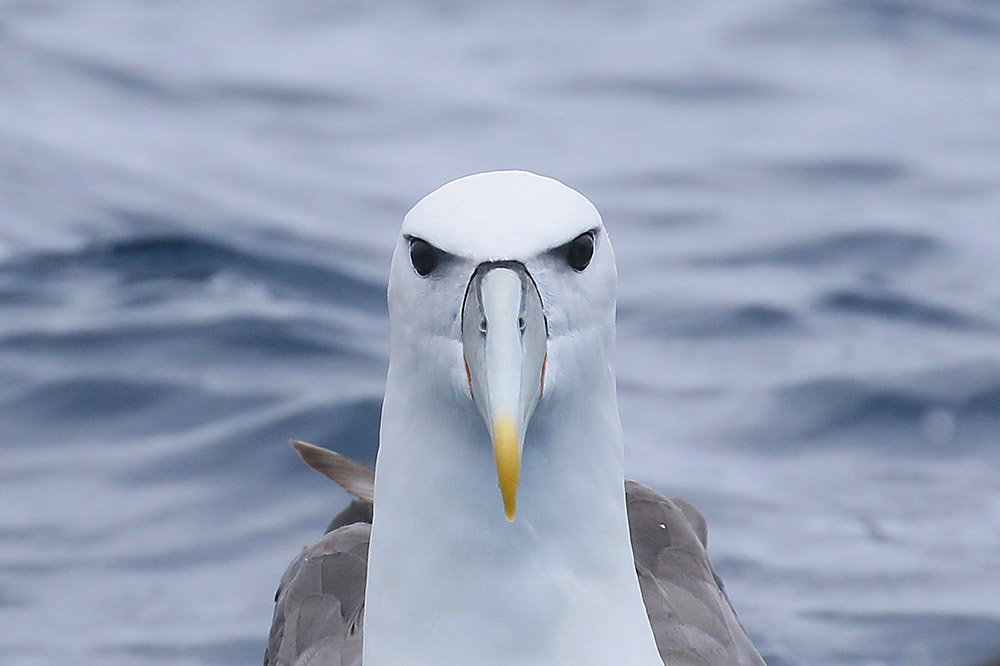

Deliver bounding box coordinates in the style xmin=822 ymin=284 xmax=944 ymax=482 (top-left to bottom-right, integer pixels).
xmin=492 ymin=411 xmax=521 ymax=522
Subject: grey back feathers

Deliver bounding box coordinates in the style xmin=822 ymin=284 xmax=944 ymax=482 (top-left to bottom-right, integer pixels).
xmin=266 ymin=522 xmax=368 ymax=666
xmin=266 ymin=443 xmax=766 ymax=666
xmin=626 ymin=482 xmax=765 ymax=666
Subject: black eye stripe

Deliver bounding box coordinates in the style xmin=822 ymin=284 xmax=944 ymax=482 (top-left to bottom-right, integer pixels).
xmin=566 ymin=231 xmax=595 ymax=272
xmin=408 ymin=237 xmax=439 ymax=277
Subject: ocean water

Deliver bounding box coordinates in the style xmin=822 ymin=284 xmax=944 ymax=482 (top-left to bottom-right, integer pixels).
xmin=2 ymin=1 xmax=999 ymax=665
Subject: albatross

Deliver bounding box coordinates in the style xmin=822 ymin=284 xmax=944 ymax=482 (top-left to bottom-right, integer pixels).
xmin=265 ymin=171 xmax=766 ymax=666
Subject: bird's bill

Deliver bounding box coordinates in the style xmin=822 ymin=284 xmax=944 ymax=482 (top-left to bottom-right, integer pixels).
xmin=462 ymin=263 xmax=547 ymax=522
xmin=491 ymin=409 xmax=520 ymax=522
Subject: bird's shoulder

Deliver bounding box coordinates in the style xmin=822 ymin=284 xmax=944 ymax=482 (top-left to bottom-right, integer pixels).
xmin=265 ymin=519 xmax=370 ymax=666
xmin=624 ymin=480 xmax=765 ymax=666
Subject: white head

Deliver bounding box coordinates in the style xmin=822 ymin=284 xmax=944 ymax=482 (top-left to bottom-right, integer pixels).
xmin=386 ymin=170 xmax=618 ymax=521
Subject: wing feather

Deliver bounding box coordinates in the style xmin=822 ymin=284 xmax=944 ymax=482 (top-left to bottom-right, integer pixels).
xmin=265 ymin=522 xmax=369 ymax=666
xmin=627 ymin=480 xmax=766 ymax=666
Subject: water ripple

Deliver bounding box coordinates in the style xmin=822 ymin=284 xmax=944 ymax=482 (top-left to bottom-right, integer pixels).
xmin=754 ymin=362 xmax=1000 ymax=454
xmin=555 ymin=74 xmax=785 ymax=103
xmin=817 ymin=289 xmax=996 ymax=331
xmin=119 ymin=396 xmax=381 ymax=486
xmin=702 ymin=230 xmax=939 ymax=274
xmin=622 ymin=303 xmax=801 ymax=339
xmin=1 ymin=233 xmax=384 ymax=311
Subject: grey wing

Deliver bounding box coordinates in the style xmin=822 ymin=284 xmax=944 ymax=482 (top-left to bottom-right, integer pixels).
xmin=626 ymin=480 xmax=766 ymax=666
xmin=266 ymin=442 xmax=376 ymax=666
xmin=265 ymin=521 xmax=370 ymax=666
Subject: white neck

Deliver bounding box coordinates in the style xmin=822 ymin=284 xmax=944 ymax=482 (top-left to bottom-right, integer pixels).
xmin=363 ymin=335 xmax=662 ymax=666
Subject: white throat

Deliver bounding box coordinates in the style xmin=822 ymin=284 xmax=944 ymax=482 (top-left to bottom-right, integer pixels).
xmin=363 ymin=333 xmax=662 ymax=666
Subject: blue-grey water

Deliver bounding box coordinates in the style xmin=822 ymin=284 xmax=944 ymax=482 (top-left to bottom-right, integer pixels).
xmin=2 ymin=2 xmax=999 ymax=665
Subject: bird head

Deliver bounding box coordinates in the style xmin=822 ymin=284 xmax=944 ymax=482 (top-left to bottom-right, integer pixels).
xmin=387 ymin=170 xmax=618 ymax=521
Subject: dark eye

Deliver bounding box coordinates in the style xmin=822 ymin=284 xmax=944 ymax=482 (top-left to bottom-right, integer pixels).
xmin=409 ymin=238 xmax=438 ymax=277
xmin=566 ymin=232 xmax=595 ymax=271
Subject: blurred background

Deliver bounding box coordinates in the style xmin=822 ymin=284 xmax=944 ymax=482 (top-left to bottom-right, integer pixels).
xmin=2 ymin=1 xmax=999 ymax=665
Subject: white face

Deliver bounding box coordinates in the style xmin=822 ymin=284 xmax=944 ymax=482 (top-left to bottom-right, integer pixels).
xmin=386 ymin=170 xmax=618 ymax=520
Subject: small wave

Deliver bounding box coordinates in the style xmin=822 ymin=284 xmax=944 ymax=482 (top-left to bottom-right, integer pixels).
xmin=0 ymin=232 xmax=385 ymax=312
xmin=1 ymin=376 xmax=272 ymax=444
xmin=622 ymin=303 xmax=801 ymax=339
xmin=817 ymin=289 xmax=994 ymax=331
xmin=1 ymin=316 xmax=359 ymax=366
xmin=0 ymin=287 xmax=53 ymax=307
xmin=119 ymin=396 xmax=381 ymax=487
xmin=103 ymin=637 xmax=262 ymax=665
xmin=752 ymin=362 xmax=1000 ymax=454
xmin=702 ymin=230 xmax=939 ymax=273
xmin=803 ymin=611 xmax=1000 ymax=666
xmin=209 ymin=80 xmax=366 ymax=109
xmin=829 ymin=0 xmax=1000 ymax=40
xmin=44 ymin=50 xmax=184 ymax=103
xmin=744 ymin=0 xmax=1000 ymax=42
xmin=769 ymin=157 xmax=908 ymax=186
xmin=554 ymin=74 xmax=784 ymax=103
